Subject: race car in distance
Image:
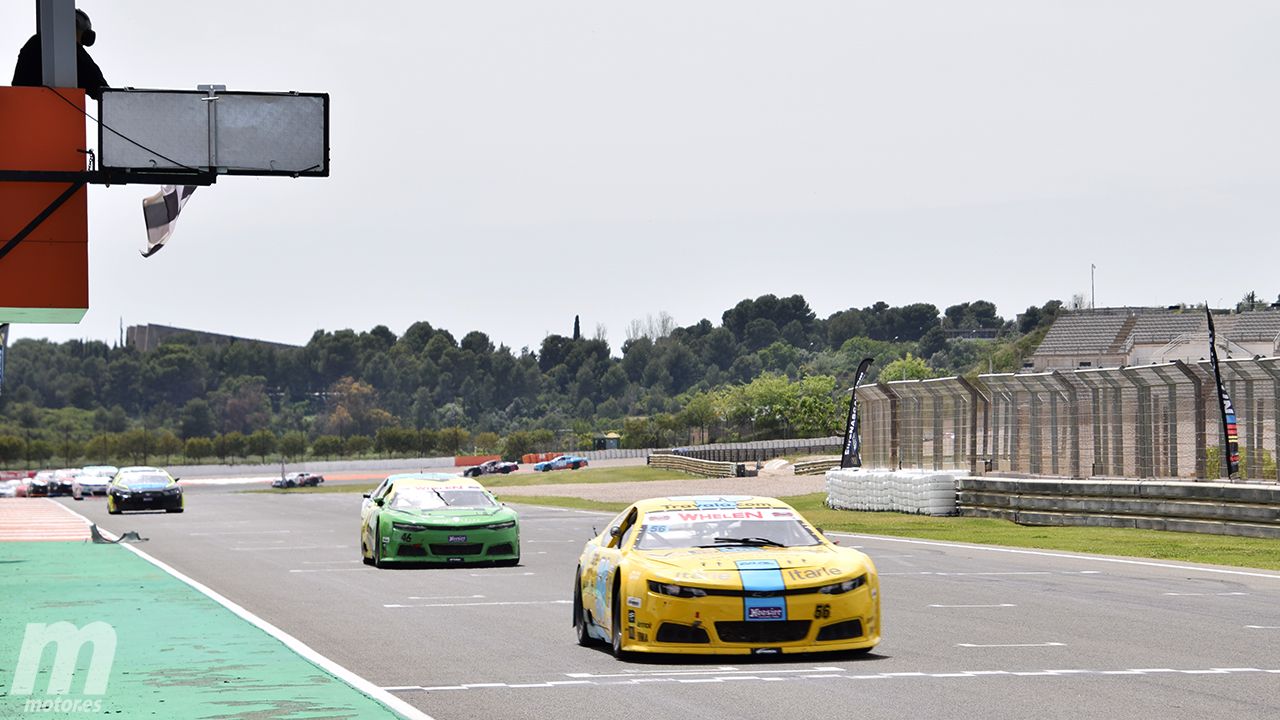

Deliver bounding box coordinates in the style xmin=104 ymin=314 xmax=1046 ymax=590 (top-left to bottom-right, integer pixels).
xmin=107 ymin=468 xmax=183 ymax=514
xmin=534 ymin=454 xmax=589 ymax=472
xmin=50 ymin=469 xmax=83 ymax=500
xmin=463 ymin=460 xmax=519 ymax=478
xmin=27 ymin=471 xmax=52 ymax=497
xmin=572 ymin=495 xmax=880 ymax=658
xmin=77 ymin=465 xmax=119 ymax=495
xmin=360 ymin=475 xmax=519 ymax=567
xmin=272 ymin=472 xmax=325 ymax=488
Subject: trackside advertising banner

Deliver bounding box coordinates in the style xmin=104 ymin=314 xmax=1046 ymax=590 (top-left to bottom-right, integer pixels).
xmin=1205 ymin=308 xmax=1240 ymax=478
xmin=839 ymin=358 xmax=874 ymax=469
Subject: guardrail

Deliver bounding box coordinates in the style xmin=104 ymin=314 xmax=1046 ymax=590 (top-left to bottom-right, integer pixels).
xmin=794 ymin=457 xmax=841 ymax=476
xmin=957 ymin=477 xmax=1280 ymax=539
xmin=647 ymin=453 xmax=744 ymax=478
xmin=671 ymin=437 xmax=843 ymax=463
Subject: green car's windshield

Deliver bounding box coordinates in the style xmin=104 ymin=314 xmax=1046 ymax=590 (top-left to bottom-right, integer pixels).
xmin=634 ymin=510 xmax=821 ymax=550
xmin=389 ymin=487 xmax=497 ymax=511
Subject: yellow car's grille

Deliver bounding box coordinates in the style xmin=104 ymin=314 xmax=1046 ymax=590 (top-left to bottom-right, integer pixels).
xmin=715 ymin=621 xmax=811 ymax=643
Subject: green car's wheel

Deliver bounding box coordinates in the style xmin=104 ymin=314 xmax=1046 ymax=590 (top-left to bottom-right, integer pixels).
xmin=373 ymin=524 xmax=386 ymax=568
xmin=574 ymin=568 xmax=594 ymax=646
xmin=497 ymin=555 xmax=520 ymax=567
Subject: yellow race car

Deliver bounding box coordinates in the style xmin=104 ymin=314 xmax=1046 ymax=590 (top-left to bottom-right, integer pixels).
xmin=572 ymin=495 xmax=880 ymax=658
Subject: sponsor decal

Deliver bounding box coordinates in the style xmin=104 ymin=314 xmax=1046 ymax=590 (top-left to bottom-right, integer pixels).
xmin=676 ymin=510 xmax=765 ymax=522
xmin=747 ymin=606 xmax=784 ymax=620
xmin=626 ymin=596 xmax=642 ymax=608
xmin=627 ymin=627 xmax=635 ymax=639
xmin=447 ymin=535 xmax=468 ymax=543
xmin=638 ymin=632 xmax=649 ymax=642
xmin=627 ymin=610 xmax=636 ymax=623
xmin=636 ymin=621 xmax=652 ymax=629
xmin=785 ymin=567 xmax=843 ymax=582
xmin=751 ymin=648 xmax=781 ymax=655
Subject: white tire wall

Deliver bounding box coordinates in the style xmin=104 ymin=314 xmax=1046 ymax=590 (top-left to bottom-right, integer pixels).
xmin=825 ymin=469 xmax=959 ymax=516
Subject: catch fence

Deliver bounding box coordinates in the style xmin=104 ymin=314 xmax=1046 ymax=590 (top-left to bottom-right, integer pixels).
xmin=857 ymin=358 xmax=1280 ymax=482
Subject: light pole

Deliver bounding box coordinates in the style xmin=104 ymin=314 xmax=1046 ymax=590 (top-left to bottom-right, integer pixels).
xmin=1091 ymin=263 xmax=1096 ymax=309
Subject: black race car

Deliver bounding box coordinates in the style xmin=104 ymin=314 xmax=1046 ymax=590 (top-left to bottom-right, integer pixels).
xmin=462 ymin=460 xmax=519 ymax=478
xmin=107 ymin=470 xmax=183 ymax=513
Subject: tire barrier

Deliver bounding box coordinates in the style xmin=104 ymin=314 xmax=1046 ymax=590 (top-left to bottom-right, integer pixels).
xmin=647 ymin=453 xmax=745 ymax=479
xmin=958 ymin=477 xmax=1280 ymax=539
xmin=825 ymin=469 xmax=958 ymax=516
xmin=794 ymin=457 xmax=841 ymax=476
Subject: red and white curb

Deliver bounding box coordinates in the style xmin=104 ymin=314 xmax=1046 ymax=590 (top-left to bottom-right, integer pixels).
xmin=0 ymin=498 xmax=91 ymax=542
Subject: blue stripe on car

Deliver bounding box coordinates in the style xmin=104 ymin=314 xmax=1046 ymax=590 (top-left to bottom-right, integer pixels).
xmin=736 ymin=559 xmax=786 ymax=622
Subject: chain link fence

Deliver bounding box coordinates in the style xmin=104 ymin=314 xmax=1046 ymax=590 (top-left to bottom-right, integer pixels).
xmin=858 ymin=357 xmax=1280 ymax=483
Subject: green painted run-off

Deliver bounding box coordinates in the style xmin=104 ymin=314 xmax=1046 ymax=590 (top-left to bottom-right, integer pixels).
xmin=0 ymin=542 xmax=403 ymax=719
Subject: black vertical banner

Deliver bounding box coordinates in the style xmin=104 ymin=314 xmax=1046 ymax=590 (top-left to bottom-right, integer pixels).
xmin=1205 ymin=308 xmax=1240 ymax=478
xmin=0 ymin=323 xmax=8 ymax=397
xmin=840 ymin=358 xmax=874 ymax=469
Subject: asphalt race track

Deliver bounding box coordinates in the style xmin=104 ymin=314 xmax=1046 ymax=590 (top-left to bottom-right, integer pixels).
xmin=61 ymin=487 xmax=1280 ymax=720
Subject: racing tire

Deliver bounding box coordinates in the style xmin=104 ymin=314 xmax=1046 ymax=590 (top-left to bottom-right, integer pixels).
xmin=496 ymin=556 xmax=520 ymax=567
xmin=610 ymin=586 xmax=632 ymax=660
xmin=361 ymin=538 xmax=374 ymax=566
xmin=107 ymin=499 xmax=120 ymax=515
xmin=571 ymin=462 xmax=580 ymax=470
xmin=166 ymin=508 xmax=184 ymax=513
xmin=373 ymin=528 xmax=387 ymax=569
xmin=573 ymin=569 xmax=595 ymax=647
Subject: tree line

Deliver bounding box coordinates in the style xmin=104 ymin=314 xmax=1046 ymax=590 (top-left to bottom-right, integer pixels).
xmin=0 ymin=294 xmax=1062 ymax=466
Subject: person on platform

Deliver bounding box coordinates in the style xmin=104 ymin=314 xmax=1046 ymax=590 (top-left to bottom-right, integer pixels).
xmin=11 ymin=8 xmax=108 ymax=100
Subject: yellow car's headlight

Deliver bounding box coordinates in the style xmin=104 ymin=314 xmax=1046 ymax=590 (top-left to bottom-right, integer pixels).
xmin=818 ymin=574 xmax=867 ymax=595
xmin=648 ymin=581 xmax=708 ymax=598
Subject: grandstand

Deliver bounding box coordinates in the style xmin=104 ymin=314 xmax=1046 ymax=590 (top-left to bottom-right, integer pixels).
xmin=1030 ymin=307 xmax=1280 ymax=371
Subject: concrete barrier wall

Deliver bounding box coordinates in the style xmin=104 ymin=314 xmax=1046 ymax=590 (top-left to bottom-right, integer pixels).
xmin=826 ymin=469 xmax=958 ymax=516
xmin=958 ymin=477 xmax=1280 ymax=539
xmin=168 ymin=456 xmax=458 ymax=478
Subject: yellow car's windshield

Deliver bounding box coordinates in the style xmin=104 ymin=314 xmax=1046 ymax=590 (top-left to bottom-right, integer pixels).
xmin=635 ymin=509 xmax=821 ymax=550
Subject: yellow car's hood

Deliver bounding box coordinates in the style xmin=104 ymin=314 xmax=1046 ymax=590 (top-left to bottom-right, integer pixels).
xmin=632 ymin=545 xmax=868 ymax=586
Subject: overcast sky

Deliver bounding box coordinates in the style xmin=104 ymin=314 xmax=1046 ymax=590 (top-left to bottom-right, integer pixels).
xmin=5 ymin=1 xmax=1280 ymax=353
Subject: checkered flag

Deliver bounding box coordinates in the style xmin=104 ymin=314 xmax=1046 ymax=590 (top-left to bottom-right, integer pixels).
xmin=141 ymin=185 xmax=197 ymax=257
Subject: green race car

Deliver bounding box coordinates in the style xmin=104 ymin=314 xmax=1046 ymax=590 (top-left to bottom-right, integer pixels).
xmin=360 ymin=474 xmax=520 ymax=567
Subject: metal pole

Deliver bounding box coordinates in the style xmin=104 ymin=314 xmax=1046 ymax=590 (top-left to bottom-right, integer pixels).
xmin=37 ymin=0 xmax=77 ymax=88
xmin=1091 ymin=263 xmax=1096 ymax=309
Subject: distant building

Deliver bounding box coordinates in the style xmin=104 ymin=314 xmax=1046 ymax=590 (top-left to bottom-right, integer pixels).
xmin=125 ymin=324 xmax=299 ymax=353
xmin=1030 ymin=307 xmax=1280 ymax=372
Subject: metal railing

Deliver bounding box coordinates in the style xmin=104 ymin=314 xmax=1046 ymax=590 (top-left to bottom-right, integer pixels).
xmin=857 ymin=357 xmax=1280 ymax=482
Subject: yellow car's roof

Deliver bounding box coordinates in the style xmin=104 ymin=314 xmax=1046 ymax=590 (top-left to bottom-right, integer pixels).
xmin=633 ymin=495 xmax=792 ymax=513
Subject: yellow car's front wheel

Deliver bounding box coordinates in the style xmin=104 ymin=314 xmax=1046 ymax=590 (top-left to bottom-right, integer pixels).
xmin=107 ymin=496 xmax=120 ymax=515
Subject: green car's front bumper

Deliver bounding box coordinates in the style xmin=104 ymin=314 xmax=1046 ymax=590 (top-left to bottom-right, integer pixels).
xmin=378 ymin=520 xmax=520 ymax=564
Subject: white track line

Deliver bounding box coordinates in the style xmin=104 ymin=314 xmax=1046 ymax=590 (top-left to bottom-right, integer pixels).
xmin=384 ymin=600 xmax=571 ymax=609
xmin=826 ymin=532 xmax=1280 ymax=581
xmin=957 ymin=642 xmax=1066 ymax=648
xmin=930 ymin=603 xmax=1017 ymax=608
xmin=59 ymin=504 xmax=434 ymax=720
